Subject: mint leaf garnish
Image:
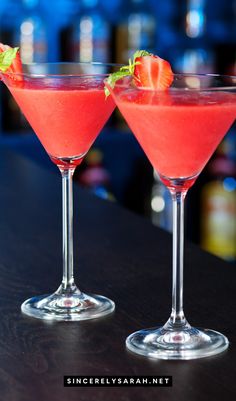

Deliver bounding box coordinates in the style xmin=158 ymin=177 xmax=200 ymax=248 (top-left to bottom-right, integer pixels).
xmin=105 ymin=70 xmax=131 ymax=97
xmin=0 ymin=47 xmax=19 ymax=73
xmin=104 ymin=49 xmax=152 ymax=97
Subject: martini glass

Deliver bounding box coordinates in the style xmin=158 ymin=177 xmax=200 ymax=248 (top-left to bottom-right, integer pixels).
xmin=1 ymin=62 xmax=116 ymax=321
xmin=107 ymin=74 xmax=236 ymax=359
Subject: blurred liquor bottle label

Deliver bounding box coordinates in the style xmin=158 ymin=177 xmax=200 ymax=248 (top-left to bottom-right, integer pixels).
xmin=201 ymin=133 xmax=236 ymax=262
xmin=201 ymin=166 xmax=236 ymax=262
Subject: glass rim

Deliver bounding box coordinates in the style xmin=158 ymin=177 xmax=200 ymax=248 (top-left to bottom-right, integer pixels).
xmin=105 ymin=73 xmax=236 ymax=91
xmin=1 ymin=61 xmax=123 ymax=79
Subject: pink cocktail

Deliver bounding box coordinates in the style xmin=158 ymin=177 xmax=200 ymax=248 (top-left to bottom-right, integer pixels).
xmin=108 ymin=73 xmax=236 ymax=359
xmin=10 ymin=81 xmax=114 ymax=165
xmin=116 ymin=90 xmax=235 ymax=180
xmin=2 ymin=63 xmax=116 ymax=321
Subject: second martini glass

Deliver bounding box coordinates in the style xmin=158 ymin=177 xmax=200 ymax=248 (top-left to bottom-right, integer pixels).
xmin=107 ymin=73 xmax=236 ymax=359
xmin=2 ymin=63 xmax=116 ymax=321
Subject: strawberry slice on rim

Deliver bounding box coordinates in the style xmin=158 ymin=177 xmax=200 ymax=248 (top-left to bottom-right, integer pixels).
xmin=105 ymin=50 xmax=174 ymax=97
xmin=0 ymin=43 xmax=23 ymax=83
xmin=134 ymin=54 xmax=174 ymax=90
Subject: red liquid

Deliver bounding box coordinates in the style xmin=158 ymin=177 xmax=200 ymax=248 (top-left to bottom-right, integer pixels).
xmin=115 ymin=90 xmax=236 ymax=179
xmin=10 ymin=82 xmax=115 ymax=163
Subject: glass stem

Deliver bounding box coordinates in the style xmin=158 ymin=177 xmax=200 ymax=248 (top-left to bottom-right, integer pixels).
xmin=169 ymin=190 xmax=188 ymax=328
xmin=60 ymin=167 xmax=78 ymax=293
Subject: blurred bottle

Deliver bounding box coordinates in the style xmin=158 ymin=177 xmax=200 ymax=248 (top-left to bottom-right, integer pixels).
xmin=43 ymin=0 xmax=80 ymax=62
xmin=113 ymin=0 xmax=156 ymax=130
xmin=1 ymin=0 xmax=48 ymax=133
xmin=70 ymin=0 xmax=110 ymax=65
xmin=185 ymin=0 xmax=206 ymax=39
xmin=15 ymin=0 xmax=48 ymax=63
xmin=174 ymin=47 xmax=215 ymax=74
xmin=173 ymin=0 xmax=215 ymax=74
xmin=201 ymin=136 xmax=236 ymax=262
xmin=0 ymin=0 xmax=19 ymax=45
xmin=115 ymin=0 xmax=156 ymax=64
xmin=77 ymin=149 xmax=114 ymax=201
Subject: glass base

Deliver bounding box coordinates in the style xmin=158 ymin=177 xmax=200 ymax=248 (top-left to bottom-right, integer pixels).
xmin=126 ymin=326 xmax=229 ymax=360
xmin=21 ymin=291 xmax=115 ymax=321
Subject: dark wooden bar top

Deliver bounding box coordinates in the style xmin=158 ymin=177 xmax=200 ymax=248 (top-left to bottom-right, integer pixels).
xmin=0 ymin=147 xmax=235 ymax=401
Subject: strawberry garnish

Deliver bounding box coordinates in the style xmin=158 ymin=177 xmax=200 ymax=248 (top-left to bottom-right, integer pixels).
xmin=0 ymin=43 xmax=23 ymax=82
xmin=105 ymin=50 xmax=174 ymax=97
xmin=134 ymin=55 xmax=174 ymax=90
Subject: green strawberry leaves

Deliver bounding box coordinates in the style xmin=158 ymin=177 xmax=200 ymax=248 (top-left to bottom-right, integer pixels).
xmin=105 ymin=49 xmax=151 ymax=97
xmin=132 ymin=50 xmax=151 ymax=60
xmin=0 ymin=47 xmax=19 ymax=73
